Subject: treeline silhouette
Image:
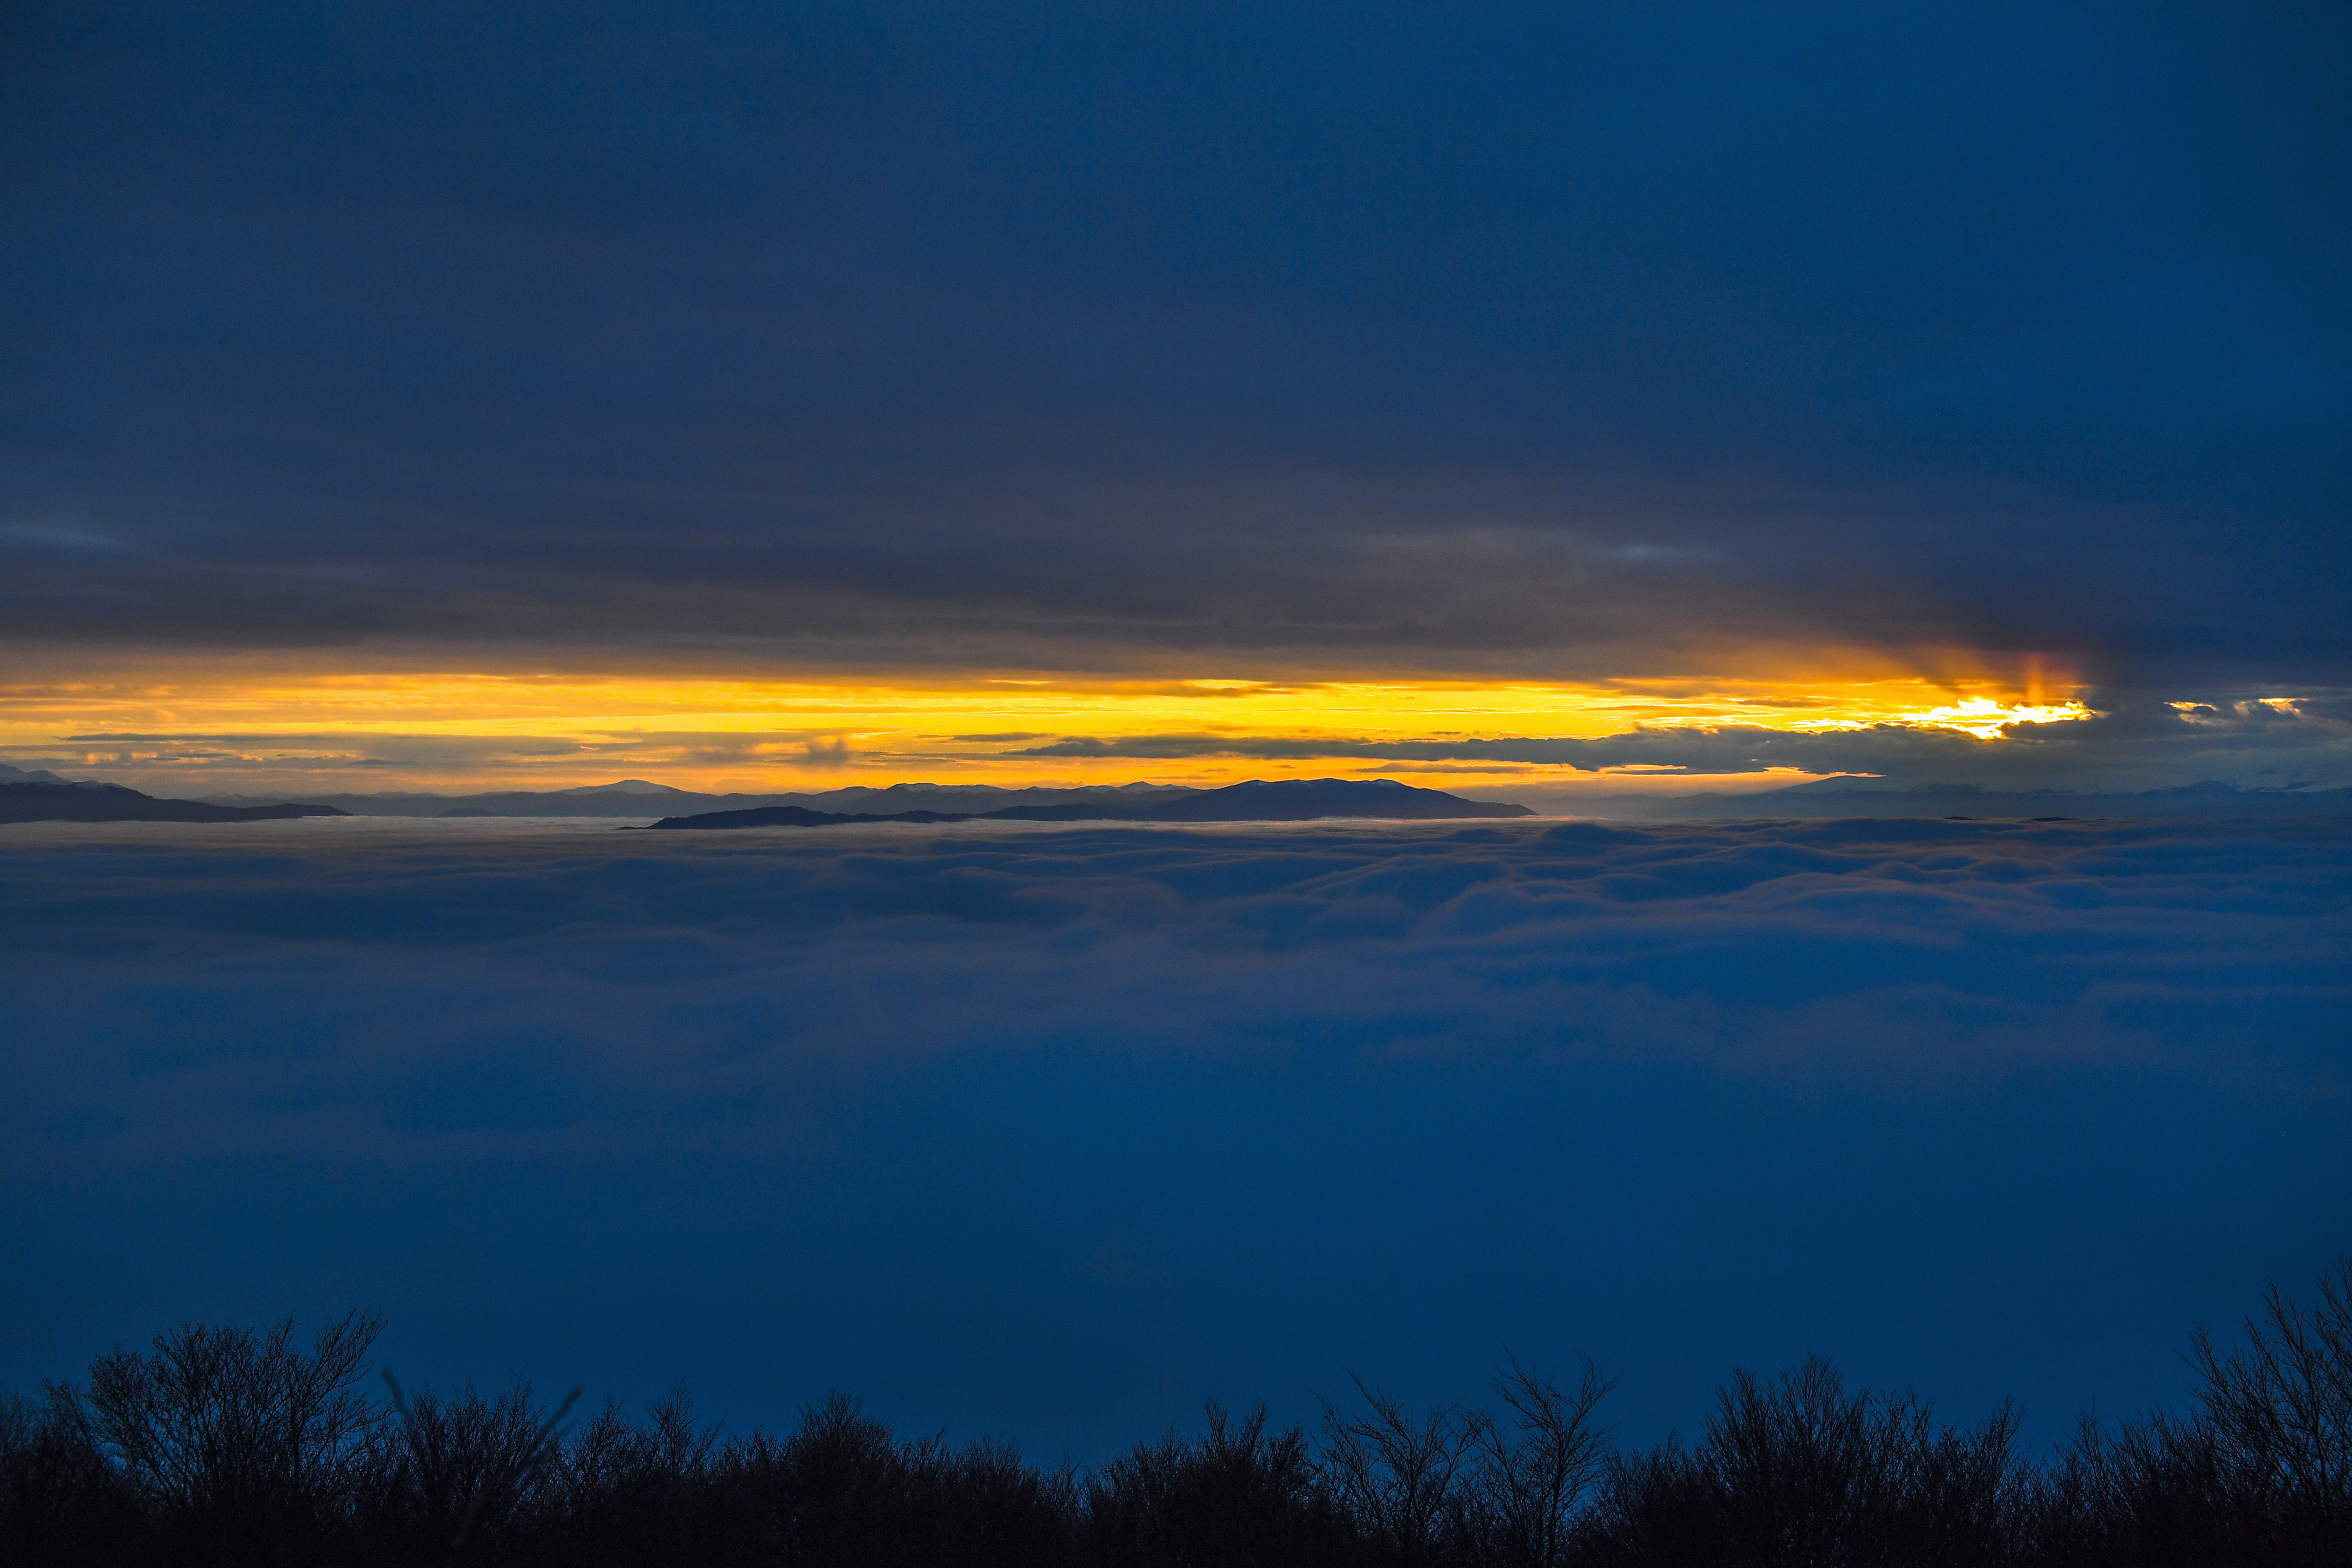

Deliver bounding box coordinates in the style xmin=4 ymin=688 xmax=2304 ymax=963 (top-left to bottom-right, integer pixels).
xmin=5 ymin=1260 xmax=2347 ymax=1567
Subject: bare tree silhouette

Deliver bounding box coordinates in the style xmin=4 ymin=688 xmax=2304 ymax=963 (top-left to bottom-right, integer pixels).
xmin=376 ymin=1371 xmax=581 ymax=1563
xmin=1587 ymin=1353 xmax=2021 ymax=1567
xmin=2042 ymin=1256 xmax=2352 ymax=1566
xmin=1318 ymin=1374 xmax=1488 ymax=1565
xmin=1086 ymin=1400 xmax=1351 ymax=1567
xmin=1467 ymin=1355 xmax=1615 ymax=1568
xmin=79 ymin=1311 xmax=383 ymax=1560
xmin=5 ymin=1259 xmax=2351 ymax=1566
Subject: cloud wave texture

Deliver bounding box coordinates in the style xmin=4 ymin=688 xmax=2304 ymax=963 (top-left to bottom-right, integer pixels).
xmin=4 ymin=816 xmax=2349 ymax=1457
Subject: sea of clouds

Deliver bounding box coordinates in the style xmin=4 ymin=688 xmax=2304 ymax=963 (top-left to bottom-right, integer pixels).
xmin=3 ymin=815 xmax=2348 ymax=1458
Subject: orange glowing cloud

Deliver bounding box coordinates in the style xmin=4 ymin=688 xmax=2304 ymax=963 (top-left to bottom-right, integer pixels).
xmin=0 ymin=644 xmax=2092 ymax=796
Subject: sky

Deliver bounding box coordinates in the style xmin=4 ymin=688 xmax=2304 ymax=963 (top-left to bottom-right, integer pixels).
xmin=5 ymin=815 xmax=2348 ymax=1457
xmin=3 ymin=1 xmax=2348 ymax=798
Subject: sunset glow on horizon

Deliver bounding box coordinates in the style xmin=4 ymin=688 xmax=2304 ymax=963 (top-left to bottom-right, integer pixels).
xmin=0 ymin=650 xmax=2092 ymax=794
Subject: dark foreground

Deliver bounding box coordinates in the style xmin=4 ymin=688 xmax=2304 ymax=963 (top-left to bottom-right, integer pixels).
xmin=6 ymin=1262 xmax=2346 ymax=1567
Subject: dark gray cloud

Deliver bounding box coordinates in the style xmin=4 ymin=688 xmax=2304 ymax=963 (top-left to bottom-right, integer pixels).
xmin=1012 ymin=696 xmax=2352 ymax=789
xmin=3 ymin=816 xmax=2347 ymax=1455
xmin=1 ymin=3 xmax=2345 ymax=680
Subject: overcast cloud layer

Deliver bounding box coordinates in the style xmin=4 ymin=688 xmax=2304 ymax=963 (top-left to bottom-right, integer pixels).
xmin=5 ymin=817 xmax=2347 ymax=1455
xmin=3 ymin=2 xmax=2346 ymax=688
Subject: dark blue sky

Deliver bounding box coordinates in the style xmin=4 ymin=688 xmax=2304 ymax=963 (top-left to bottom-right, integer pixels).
xmin=4 ymin=1 xmax=2346 ymax=688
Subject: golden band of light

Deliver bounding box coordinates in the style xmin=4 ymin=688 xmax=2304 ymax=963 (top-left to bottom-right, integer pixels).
xmin=0 ymin=654 xmax=2092 ymax=794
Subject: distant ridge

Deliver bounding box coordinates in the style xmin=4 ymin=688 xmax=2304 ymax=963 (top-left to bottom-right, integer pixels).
xmin=644 ymin=778 xmax=1534 ymax=830
xmin=0 ymin=780 xmax=348 ymax=825
xmin=1145 ymin=777 xmax=1533 ymax=821
xmin=39 ymin=763 xmax=2352 ymax=823
xmin=197 ymin=780 xmax=1204 ymax=819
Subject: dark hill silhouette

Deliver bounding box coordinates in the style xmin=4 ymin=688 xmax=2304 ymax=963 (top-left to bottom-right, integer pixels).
xmin=643 ymin=803 xmax=1135 ymax=830
xmin=644 ymin=778 xmax=1533 ymax=830
xmin=0 ymin=781 xmax=348 ymax=824
xmin=200 ymin=780 xmax=1203 ymax=818
xmin=642 ymin=805 xmax=984 ymax=830
xmin=1144 ymin=778 xmax=1534 ymax=821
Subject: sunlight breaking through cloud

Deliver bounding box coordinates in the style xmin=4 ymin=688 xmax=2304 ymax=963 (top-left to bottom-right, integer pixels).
xmin=1800 ymin=697 xmax=2101 ymax=740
